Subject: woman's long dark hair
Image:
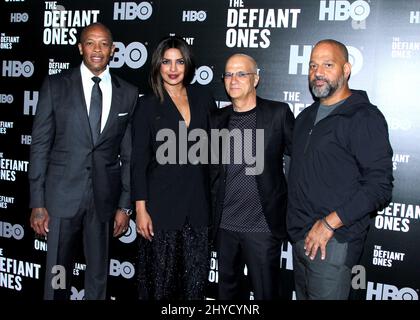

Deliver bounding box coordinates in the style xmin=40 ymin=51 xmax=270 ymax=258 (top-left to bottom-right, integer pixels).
xmin=149 ymin=36 xmax=196 ymax=102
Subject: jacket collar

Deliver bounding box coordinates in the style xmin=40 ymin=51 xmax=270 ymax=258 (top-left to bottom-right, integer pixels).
xmin=307 ymin=89 xmax=371 ymax=120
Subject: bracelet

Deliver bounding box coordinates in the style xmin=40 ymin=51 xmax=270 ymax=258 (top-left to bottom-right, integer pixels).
xmin=321 ymin=217 xmax=336 ymax=232
xmin=120 ymin=208 xmax=133 ymax=216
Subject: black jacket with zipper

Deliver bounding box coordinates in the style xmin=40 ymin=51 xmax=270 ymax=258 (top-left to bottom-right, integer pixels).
xmin=287 ymin=90 xmax=393 ymax=259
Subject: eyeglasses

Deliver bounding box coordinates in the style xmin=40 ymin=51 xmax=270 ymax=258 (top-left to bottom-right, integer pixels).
xmin=222 ymin=71 xmax=256 ymax=79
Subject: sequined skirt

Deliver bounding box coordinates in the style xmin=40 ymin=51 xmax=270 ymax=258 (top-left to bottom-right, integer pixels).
xmin=136 ymin=220 xmax=209 ymax=300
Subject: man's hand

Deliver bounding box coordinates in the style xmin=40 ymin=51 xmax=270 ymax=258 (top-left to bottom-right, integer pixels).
xmin=304 ymin=219 xmax=334 ymax=260
xmin=113 ymin=209 xmax=130 ymax=237
xmin=30 ymin=208 xmax=50 ymax=236
xmin=304 ymin=212 xmax=343 ymax=260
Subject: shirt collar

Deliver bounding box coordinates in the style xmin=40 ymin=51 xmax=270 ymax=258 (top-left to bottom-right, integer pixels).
xmin=80 ymin=62 xmax=111 ymax=82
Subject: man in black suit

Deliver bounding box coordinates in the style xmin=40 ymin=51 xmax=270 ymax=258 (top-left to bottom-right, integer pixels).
xmin=210 ymin=54 xmax=294 ymax=299
xmin=28 ymin=23 xmax=138 ymax=300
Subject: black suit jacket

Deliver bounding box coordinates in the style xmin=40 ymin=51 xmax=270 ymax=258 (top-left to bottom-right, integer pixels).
xmin=131 ymin=85 xmax=216 ymax=230
xmin=29 ymin=67 xmax=138 ymax=222
xmin=210 ymin=97 xmax=294 ymax=240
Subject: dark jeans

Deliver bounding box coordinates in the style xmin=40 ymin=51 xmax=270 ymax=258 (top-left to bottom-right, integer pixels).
xmin=292 ymin=236 xmax=351 ymax=300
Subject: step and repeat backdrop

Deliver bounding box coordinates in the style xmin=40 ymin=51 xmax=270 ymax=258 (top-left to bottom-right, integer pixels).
xmin=0 ymin=0 xmax=419 ymax=300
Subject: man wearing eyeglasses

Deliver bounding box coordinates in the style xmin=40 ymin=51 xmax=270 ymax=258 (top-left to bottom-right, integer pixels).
xmin=209 ymin=53 xmax=294 ymax=299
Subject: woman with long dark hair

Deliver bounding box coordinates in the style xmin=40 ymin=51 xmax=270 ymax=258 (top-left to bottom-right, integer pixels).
xmin=131 ymin=36 xmax=216 ymax=299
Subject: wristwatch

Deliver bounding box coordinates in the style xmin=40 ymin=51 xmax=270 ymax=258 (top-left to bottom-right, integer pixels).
xmin=120 ymin=208 xmax=133 ymax=216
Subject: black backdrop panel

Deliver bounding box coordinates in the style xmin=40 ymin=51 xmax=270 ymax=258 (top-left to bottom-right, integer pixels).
xmin=1 ymin=0 xmax=419 ymax=300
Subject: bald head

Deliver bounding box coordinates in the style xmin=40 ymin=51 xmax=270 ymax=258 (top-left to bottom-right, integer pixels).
xmin=226 ymin=53 xmax=258 ymax=74
xmin=313 ymin=39 xmax=348 ymax=62
xmin=223 ymin=53 xmax=260 ymax=111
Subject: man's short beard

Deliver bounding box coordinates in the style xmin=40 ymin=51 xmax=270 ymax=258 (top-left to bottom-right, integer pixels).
xmin=310 ymin=75 xmax=344 ymax=99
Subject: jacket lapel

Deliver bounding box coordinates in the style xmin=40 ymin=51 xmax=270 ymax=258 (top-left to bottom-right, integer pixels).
xmin=185 ymin=86 xmax=194 ymax=129
xmin=217 ymin=107 xmax=231 ymax=176
xmin=96 ymin=73 xmax=121 ymax=145
xmin=256 ymin=97 xmax=271 ymax=151
xmin=72 ymin=69 xmax=93 ymax=145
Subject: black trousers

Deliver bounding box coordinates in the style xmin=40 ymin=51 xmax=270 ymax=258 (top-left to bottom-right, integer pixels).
xmin=217 ymin=228 xmax=282 ymax=300
xmin=44 ymin=178 xmax=110 ymax=300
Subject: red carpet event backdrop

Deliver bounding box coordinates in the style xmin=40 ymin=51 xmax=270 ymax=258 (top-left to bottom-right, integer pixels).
xmin=0 ymin=0 xmax=419 ymax=300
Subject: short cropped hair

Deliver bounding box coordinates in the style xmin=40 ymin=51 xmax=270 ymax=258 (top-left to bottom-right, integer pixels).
xmin=79 ymin=22 xmax=113 ymax=44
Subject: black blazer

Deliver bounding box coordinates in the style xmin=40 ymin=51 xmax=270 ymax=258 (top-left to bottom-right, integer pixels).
xmin=131 ymin=85 xmax=217 ymax=230
xmin=28 ymin=67 xmax=138 ymax=222
xmin=209 ymin=97 xmax=294 ymax=240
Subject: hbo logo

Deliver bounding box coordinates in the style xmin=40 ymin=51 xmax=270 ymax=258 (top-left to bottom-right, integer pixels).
xmin=319 ymin=0 xmax=370 ymax=21
xmin=109 ymin=259 xmax=135 ymax=279
xmin=0 ymin=94 xmax=14 ymax=104
xmin=182 ymin=10 xmax=207 ymax=22
xmin=367 ymin=282 xmax=419 ymax=300
xmin=0 ymin=221 xmax=24 ymax=240
xmin=110 ymin=42 xmax=148 ymax=69
xmin=70 ymin=287 xmax=85 ymax=300
xmin=119 ymin=219 xmax=137 ymax=244
xmin=10 ymin=12 xmax=29 ymax=23
xmin=288 ymin=45 xmax=363 ymax=76
xmin=2 ymin=61 xmax=34 ymax=78
xmin=347 ymin=46 xmax=363 ymax=75
xmin=388 ymin=118 xmax=412 ymax=131
xmin=113 ymin=2 xmax=153 ymax=20
xmin=192 ymin=66 xmax=213 ymax=85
